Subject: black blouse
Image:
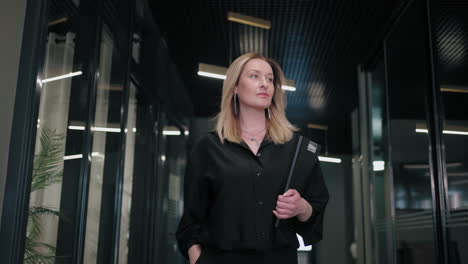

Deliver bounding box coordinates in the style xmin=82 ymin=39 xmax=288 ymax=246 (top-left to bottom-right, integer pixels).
xmin=175 ymin=132 xmax=329 ymax=259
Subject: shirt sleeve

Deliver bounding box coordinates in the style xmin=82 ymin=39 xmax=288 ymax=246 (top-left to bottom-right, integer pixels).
xmin=293 ymin=154 xmax=329 ymax=245
xmin=175 ymin=136 xmax=211 ymax=260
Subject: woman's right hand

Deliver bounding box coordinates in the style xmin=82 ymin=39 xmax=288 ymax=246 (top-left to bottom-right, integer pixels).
xmin=188 ymin=244 xmax=202 ymax=264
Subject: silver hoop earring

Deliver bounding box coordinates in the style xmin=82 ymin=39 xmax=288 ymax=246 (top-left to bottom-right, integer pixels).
xmin=233 ymin=93 xmax=240 ymax=117
xmin=266 ymin=107 xmax=271 ymax=119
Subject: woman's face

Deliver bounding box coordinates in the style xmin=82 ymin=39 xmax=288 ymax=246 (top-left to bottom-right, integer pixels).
xmin=235 ymin=58 xmax=275 ymax=111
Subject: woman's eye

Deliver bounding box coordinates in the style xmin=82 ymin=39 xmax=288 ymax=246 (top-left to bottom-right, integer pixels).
xmin=250 ymin=75 xmax=257 ymax=78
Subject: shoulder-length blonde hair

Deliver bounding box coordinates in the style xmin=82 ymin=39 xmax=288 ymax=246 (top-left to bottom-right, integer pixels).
xmin=215 ymin=52 xmax=297 ymax=144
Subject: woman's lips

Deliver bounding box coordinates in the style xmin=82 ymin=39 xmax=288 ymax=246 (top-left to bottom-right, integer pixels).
xmin=257 ymin=93 xmax=269 ymax=96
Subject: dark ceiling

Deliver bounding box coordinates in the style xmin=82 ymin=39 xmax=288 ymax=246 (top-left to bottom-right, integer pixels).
xmin=148 ymin=0 xmax=399 ymax=154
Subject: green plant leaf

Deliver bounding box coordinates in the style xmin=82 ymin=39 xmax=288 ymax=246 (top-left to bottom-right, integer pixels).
xmin=24 ymin=128 xmax=69 ymax=263
xmin=31 ymin=128 xmax=65 ymax=193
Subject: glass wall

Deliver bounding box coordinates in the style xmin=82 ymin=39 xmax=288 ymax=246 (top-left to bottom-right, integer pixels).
xmin=25 ymin=0 xmax=82 ymax=262
xmin=118 ymin=81 xmax=137 ymax=264
xmin=152 ymin=114 xmax=188 ymax=264
xmin=14 ymin=0 xmax=192 ymax=263
xmin=435 ymin=0 xmax=468 ymax=262
xmin=367 ymin=53 xmax=393 ymax=264
xmin=361 ymin=0 xmax=467 ymax=263
xmin=385 ymin=1 xmax=437 ymax=261
xmin=83 ymin=25 xmax=125 ymax=263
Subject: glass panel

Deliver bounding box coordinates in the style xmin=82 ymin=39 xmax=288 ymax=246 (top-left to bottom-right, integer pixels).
xmin=118 ymin=82 xmax=137 ymax=264
xmin=436 ymin=0 xmax=468 ymax=262
xmin=83 ymin=26 xmax=125 ymax=263
xmin=385 ymin=0 xmax=437 ymax=263
xmin=154 ymin=118 xmax=188 ymax=264
xmin=24 ymin=0 xmax=81 ymax=263
xmin=368 ymin=54 xmax=393 ymax=264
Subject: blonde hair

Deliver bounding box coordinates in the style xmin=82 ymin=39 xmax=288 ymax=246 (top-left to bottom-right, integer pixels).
xmin=215 ymin=52 xmax=297 ymax=144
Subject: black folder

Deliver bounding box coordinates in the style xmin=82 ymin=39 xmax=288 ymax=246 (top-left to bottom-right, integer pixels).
xmin=275 ymin=134 xmax=322 ymax=228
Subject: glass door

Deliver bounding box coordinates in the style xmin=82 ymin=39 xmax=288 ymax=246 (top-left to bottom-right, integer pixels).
xmin=366 ymin=53 xmax=394 ymax=264
xmin=435 ymin=0 xmax=468 ymax=262
xmin=385 ymin=1 xmax=438 ymax=263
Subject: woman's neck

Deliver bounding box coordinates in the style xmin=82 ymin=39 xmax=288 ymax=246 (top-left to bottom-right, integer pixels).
xmin=238 ymin=105 xmax=266 ymax=133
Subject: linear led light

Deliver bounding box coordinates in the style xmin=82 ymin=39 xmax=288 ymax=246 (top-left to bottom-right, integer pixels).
xmin=307 ymin=123 xmax=328 ymax=131
xmin=68 ymin=125 xmax=138 ymax=133
xmin=227 ymin=11 xmax=271 ymax=30
xmin=197 ymin=71 xmax=226 ymax=80
xmin=373 ymin=161 xmax=385 ymax=171
xmin=415 ymin=129 xmax=468 ymax=136
xmin=416 ymin=128 xmax=428 ymax=133
xmin=441 ymin=86 xmax=468 ymax=94
xmin=198 ymin=63 xmax=227 ymax=80
xmin=63 ymin=152 xmax=102 ymax=161
xmin=48 ymin=17 xmax=68 ymax=27
xmin=443 ymin=130 xmax=468 ymax=136
xmin=163 ymin=130 xmax=181 ymax=136
xmin=282 ymin=79 xmax=296 ymax=91
xmin=404 ymin=162 xmax=462 ymax=170
xmin=198 ymin=63 xmax=296 ymax=91
xmin=42 ymin=71 xmax=82 ymax=84
xmin=415 ymin=123 xmax=468 ymax=136
xmin=68 ymin=125 xmax=85 ymax=130
xmin=92 ymin=127 xmax=121 ymax=133
xmin=64 ymin=154 xmax=83 ymax=160
xmin=68 ymin=125 xmax=121 ymax=132
xmin=318 ymin=156 xmax=342 ymax=163
xmin=282 ymin=85 xmax=296 ymax=91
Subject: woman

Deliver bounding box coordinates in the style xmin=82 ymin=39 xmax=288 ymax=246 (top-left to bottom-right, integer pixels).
xmin=176 ymin=53 xmax=329 ymax=264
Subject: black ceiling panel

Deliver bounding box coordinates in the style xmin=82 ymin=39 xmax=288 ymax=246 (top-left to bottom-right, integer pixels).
xmin=149 ymin=0 xmax=399 ymax=154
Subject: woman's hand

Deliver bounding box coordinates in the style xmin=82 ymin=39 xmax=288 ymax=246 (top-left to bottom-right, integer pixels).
xmin=188 ymin=244 xmax=202 ymax=264
xmin=273 ymin=189 xmax=313 ymax=222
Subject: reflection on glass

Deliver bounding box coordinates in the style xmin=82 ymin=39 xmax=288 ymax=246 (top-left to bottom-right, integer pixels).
xmin=24 ymin=1 xmax=80 ymax=263
xmin=154 ymin=122 xmax=188 ymax=264
xmin=369 ymin=54 xmax=392 ymax=264
xmin=118 ymin=82 xmax=137 ymax=264
xmin=385 ymin=0 xmax=437 ymax=262
xmin=437 ymin=1 xmax=468 ymax=261
xmin=83 ymin=26 xmax=124 ymax=263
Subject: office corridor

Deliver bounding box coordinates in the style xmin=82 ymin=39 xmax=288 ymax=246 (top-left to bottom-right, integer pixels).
xmin=1 ymin=0 xmax=467 ymax=263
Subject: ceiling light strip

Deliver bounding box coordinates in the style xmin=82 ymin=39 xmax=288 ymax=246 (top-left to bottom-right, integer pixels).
xmin=63 ymin=154 xmax=83 ymax=160
xmin=227 ymin=11 xmax=271 ymax=30
xmin=415 ymin=129 xmax=468 ymax=136
xmin=48 ymin=17 xmax=68 ymax=27
xmin=42 ymin=71 xmax=83 ymax=83
xmin=318 ymin=156 xmax=342 ymax=163
xmin=441 ymin=87 xmax=468 ymax=94
xmin=163 ymin=131 xmax=181 ymax=136
xmin=307 ymin=124 xmax=328 ymax=131
xmin=197 ymin=71 xmax=226 ymax=80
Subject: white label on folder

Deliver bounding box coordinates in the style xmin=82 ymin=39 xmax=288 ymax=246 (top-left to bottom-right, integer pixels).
xmin=307 ymin=141 xmax=318 ymax=153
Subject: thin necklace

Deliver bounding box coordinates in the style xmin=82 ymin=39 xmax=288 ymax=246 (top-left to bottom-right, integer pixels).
xmin=241 ymin=128 xmax=266 ymax=147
